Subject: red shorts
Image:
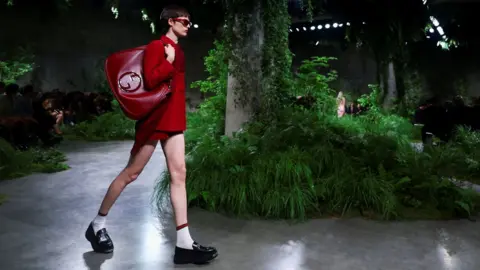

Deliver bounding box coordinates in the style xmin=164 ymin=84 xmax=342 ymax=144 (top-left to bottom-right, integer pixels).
xmin=130 ymin=130 xmax=183 ymax=156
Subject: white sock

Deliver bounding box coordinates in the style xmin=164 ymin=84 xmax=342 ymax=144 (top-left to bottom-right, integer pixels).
xmin=176 ymin=225 xmax=194 ymax=249
xmin=92 ymin=214 xmax=107 ymax=234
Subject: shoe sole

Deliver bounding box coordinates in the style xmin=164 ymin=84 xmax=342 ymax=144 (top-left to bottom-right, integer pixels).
xmin=174 ymin=251 xmax=218 ymax=265
xmin=85 ymin=227 xmax=114 ymax=254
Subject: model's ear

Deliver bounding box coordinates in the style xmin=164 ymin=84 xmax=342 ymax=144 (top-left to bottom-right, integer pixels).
xmin=167 ymin=18 xmax=174 ymax=27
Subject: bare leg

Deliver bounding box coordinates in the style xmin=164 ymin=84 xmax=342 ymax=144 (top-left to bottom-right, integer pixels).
xmin=161 ymin=133 xmax=218 ymax=264
xmin=86 ymin=140 xmax=158 ymax=253
xmin=160 ymin=134 xmax=187 ymax=226
xmin=98 ymin=140 xmax=158 ymax=215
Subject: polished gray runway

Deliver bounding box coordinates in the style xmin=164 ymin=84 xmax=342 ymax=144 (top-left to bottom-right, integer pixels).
xmin=1 ymin=141 xmax=479 ymax=270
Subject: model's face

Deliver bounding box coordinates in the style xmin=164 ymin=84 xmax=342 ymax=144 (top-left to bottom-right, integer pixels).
xmin=169 ymin=16 xmax=191 ymax=37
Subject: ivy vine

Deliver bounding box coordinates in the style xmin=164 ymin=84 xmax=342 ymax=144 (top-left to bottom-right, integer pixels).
xmin=223 ymin=0 xmax=295 ymax=120
xmin=223 ymin=0 xmax=259 ymax=111
xmin=261 ymin=0 xmax=292 ymax=119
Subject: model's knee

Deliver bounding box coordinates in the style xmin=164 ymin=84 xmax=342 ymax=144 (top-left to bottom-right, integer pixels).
xmin=123 ymin=168 xmax=142 ymax=184
xmin=169 ymin=164 xmax=186 ymax=183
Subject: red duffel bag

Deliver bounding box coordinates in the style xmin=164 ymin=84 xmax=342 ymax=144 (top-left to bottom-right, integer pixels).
xmin=104 ymin=42 xmax=171 ymax=120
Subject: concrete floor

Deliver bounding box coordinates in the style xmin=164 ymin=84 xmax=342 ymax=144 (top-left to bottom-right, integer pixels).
xmin=1 ymin=141 xmax=480 ymax=270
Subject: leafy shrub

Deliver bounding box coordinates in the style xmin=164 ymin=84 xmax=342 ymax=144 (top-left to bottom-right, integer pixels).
xmin=292 ymin=56 xmax=338 ymax=113
xmin=0 ymin=138 xmax=69 ymax=180
xmin=184 ymin=40 xmax=228 ymax=152
xmin=357 ymin=84 xmax=382 ymax=114
xmin=63 ymin=100 xmax=135 ymax=141
xmin=154 ymin=52 xmax=480 ymax=221
xmin=441 ymin=127 xmax=480 ymax=184
xmin=0 ymin=46 xmax=34 ymax=83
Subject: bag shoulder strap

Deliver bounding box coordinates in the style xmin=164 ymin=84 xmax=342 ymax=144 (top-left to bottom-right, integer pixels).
xmin=155 ymin=39 xmax=173 ymax=85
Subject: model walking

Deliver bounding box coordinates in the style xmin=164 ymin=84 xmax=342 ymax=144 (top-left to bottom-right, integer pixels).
xmin=85 ymin=5 xmax=218 ymax=265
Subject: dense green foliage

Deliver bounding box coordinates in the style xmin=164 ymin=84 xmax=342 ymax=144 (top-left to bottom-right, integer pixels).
xmin=184 ymin=41 xmax=227 ymax=151
xmin=63 ymin=100 xmax=135 ymax=141
xmin=154 ymin=42 xmax=480 ymax=221
xmin=0 ymin=47 xmax=34 ymax=84
xmin=0 ymin=138 xmax=69 ymax=181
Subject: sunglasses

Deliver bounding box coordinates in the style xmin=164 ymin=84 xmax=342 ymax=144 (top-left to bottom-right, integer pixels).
xmin=172 ymin=18 xmax=192 ymax=28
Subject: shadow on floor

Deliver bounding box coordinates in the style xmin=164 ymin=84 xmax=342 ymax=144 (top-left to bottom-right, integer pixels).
xmin=82 ymin=251 xmax=114 ymax=270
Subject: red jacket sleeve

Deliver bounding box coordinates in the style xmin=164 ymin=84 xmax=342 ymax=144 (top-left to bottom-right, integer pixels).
xmin=143 ymin=40 xmax=175 ymax=90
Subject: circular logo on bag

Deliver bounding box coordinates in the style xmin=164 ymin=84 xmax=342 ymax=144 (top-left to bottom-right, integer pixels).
xmin=119 ymin=72 xmax=142 ymax=92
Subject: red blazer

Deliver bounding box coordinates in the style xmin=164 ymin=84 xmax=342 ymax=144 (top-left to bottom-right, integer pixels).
xmin=132 ymin=36 xmax=186 ymax=149
xmin=143 ymin=35 xmax=187 ymax=131
xmin=143 ymin=36 xmax=186 ymax=131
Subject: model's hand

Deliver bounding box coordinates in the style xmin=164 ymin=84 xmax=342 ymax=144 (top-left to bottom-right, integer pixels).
xmin=165 ymin=44 xmax=175 ymax=63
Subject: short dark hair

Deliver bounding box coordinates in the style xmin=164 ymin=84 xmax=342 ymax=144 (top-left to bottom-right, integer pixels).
xmin=159 ymin=5 xmax=190 ymax=33
xmin=160 ymin=4 xmax=190 ymax=20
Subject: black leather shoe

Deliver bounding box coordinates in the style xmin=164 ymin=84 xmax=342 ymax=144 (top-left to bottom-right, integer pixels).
xmin=173 ymin=242 xmax=218 ymax=265
xmin=85 ymin=223 xmax=114 ymax=253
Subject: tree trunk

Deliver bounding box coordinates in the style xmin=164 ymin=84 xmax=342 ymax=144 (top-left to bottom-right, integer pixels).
xmin=225 ymin=63 xmax=251 ymax=136
xmin=383 ymin=61 xmax=397 ymax=109
xmin=224 ymin=1 xmax=264 ymax=137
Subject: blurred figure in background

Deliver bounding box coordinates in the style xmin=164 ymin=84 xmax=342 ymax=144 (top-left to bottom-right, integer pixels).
xmin=337 ymin=91 xmax=346 ymax=117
